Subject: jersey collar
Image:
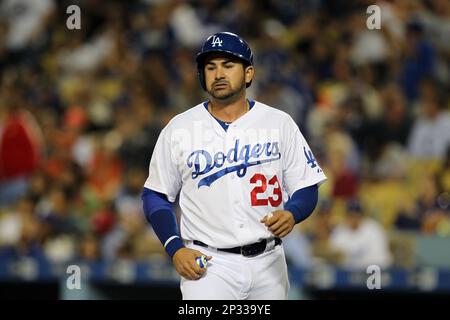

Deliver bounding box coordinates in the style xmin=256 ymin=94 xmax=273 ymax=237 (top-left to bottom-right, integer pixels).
xmin=203 ymin=99 xmax=255 ymax=133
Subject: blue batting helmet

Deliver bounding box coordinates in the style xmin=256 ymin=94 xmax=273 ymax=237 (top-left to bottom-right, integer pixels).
xmin=196 ymin=32 xmax=254 ymax=91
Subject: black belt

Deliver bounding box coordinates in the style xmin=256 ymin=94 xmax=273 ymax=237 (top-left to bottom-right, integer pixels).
xmin=193 ymin=238 xmax=282 ymax=257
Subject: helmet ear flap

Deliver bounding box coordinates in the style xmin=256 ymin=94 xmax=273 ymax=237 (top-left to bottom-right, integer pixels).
xmin=197 ymin=63 xmax=206 ymax=91
xmin=198 ymin=67 xmax=206 ymax=91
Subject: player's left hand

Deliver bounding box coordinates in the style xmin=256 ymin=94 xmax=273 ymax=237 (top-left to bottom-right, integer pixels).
xmin=260 ymin=210 xmax=295 ymax=238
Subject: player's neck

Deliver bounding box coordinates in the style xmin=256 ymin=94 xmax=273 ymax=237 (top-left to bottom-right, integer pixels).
xmin=209 ymin=96 xmax=249 ymax=123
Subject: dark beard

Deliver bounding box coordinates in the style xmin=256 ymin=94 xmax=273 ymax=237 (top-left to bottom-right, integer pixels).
xmin=208 ymin=80 xmax=246 ymax=102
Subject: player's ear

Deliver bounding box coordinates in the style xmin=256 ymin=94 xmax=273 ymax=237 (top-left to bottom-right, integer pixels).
xmin=244 ymin=65 xmax=254 ymax=86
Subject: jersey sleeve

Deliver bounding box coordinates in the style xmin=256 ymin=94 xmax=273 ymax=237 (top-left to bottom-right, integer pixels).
xmin=144 ymin=125 xmax=181 ymax=202
xmin=282 ymin=117 xmax=327 ymax=197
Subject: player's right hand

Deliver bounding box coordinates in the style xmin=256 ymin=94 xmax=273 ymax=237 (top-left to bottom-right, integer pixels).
xmin=172 ymin=248 xmax=212 ymax=280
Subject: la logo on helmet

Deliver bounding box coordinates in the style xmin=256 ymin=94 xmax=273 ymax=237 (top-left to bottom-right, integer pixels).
xmin=211 ymin=36 xmax=223 ymax=47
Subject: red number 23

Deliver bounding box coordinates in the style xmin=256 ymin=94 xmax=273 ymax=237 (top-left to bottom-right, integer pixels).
xmin=250 ymin=174 xmax=282 ymax=207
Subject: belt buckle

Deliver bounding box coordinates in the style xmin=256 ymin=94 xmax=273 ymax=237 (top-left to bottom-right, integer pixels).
xmin=240 ymin=245 xmax=255 ymax=257
xmin=241 ymin=240 xmax=266 ymax=257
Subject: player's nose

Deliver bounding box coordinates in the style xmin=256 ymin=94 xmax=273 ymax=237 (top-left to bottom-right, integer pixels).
xmin=214 ymin=66 xmax=226 ymax=79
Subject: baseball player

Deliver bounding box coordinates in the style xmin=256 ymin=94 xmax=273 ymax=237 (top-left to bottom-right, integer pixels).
xmin=142 ymin=32 xmax=327 ymax=300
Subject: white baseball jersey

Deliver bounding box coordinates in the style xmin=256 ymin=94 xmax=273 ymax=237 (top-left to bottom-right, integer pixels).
xmin=144 ymin=100 xmax=327 ymax=248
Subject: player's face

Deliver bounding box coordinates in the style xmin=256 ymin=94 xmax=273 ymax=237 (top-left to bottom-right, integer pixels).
xmin=204 ymin=54 xmax=254 ymax=101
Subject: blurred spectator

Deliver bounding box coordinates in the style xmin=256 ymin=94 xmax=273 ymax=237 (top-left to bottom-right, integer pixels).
xmin=350 ymin=12 xmax=391 ymax=66
xmin=372 ymin=143 xmax=409 ymax=180
xmin=38 ymin=186 xmax=83 ymax=238
xmin=396 ymin=173 xmax=450 ymax=236
xmin=283 ymin=225 xmax=313 ymax=269
xmin=116 ymin=101 xmax=161 ymax=169
xmin=324 ymin=120 xmax=360 ymax=198
xmin=58 ymin=31 xmax=114 ymax=74
xmin=336 ymin=95 xmax=371 ymax=152
xmin=0 ymin=195 xmax=47 ymax=262
xmin=371 ymin=84 xmax=412 ymax=148
xmin=400 ymin=20 xmax=436 ymax=102
xmin=90 ymin=201 xmax=117 ymax=236
xmin=0 ymin=195 xmax=38 ymax=246
xmin=0 ymin=105 xmax=43 ymax=206
xmin=86 ymin=134 xmax=123 ymax=201
xmin=436 ymin=146 xmax=450 ymax=197
xmin=309 ymin=199 xmax=346 ymax=266
xmin=0 ymin=0 xmax=55 ymax=51
xmin=408 ymin=84 xmax=450 ymax=160
xmin=101 ymin=210 xmax=165 ymax=261
xmin=77 ymin=232 xmax=101 ymax=262
xmin=328 ymin=199 xmax=392 ymax=270
xmin=37 ymin=185 xmax=84 ymax=264
xmin=170 ymin=0 xmax=208 ymax=48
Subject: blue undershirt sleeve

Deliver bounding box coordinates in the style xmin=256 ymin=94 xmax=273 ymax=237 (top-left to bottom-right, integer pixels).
xmin=284 ymin=184 xmax=319 ymax=224
xmin=141 ymin=187 xmax=184 ymax=258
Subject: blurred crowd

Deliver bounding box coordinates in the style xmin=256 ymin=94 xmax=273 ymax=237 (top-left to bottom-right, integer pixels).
xmin=0 ymin=0 xmax=449 ymax=271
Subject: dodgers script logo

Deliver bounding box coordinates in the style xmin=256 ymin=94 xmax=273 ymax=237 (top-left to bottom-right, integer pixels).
xmin=187 ymin=139 xmax=281 ymax=188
